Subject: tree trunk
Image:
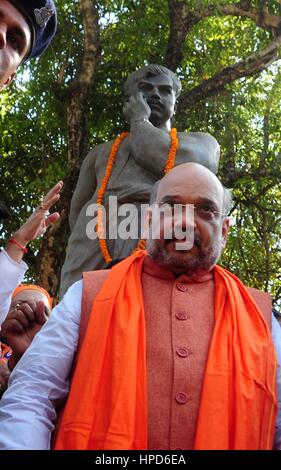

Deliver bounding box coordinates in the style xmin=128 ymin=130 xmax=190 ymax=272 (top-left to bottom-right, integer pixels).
xmin=36 ymin=0 xmax=100 ymax=301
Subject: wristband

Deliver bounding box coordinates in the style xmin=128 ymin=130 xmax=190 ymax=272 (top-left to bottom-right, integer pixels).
xmin=7 ymin=238 xmax=28 ymax=254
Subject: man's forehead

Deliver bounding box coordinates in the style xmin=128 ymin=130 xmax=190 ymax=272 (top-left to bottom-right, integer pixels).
xmin=138 ymin=74 xmax=173 ymax=86
xmin=157 ymin=167 xmax=224 ymax=205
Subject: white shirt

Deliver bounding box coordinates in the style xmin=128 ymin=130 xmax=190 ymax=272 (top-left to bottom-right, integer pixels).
xmin=0 ymin=279 xmax=280 ymax=450
xmin=0 ymin=249 xmax=27 ymax=325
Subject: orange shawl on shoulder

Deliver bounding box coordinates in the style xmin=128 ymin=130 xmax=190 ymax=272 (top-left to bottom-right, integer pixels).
xmin=54 ymin=251 xmax=277 ymax=450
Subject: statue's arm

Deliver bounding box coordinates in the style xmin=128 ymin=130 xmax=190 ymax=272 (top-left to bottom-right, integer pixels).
xmin=177 ymin=132 xmax=220 ymax=174
xmin=129 ymin=120 xmax=173 ymax=176
xmin=124 ymin=93 xmax=174 ymax=177
xmin=129 ymin=125 xmax=220 ymax=176
xmin=124 ymin=93 xmax=220 ymax=176
xmin=69 ymin=149 xmax=98 ymax=231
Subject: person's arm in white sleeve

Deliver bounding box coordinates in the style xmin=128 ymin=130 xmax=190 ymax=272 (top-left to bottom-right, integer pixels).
xmin=0 ymin=250 xmax=27 ymax=324
xmin=0 ymin=279 xmax=83 ymax=450
xmin=0 ymin=181 xmax=63 ymax=325
xmin=272 ymin=314 xmax=281 ymax=450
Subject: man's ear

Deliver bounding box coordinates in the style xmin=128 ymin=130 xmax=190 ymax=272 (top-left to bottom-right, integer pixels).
xmin=1 ymin=72 xmax=16 ymax=90
xmin=221 ymin=217 xmax=230 ymax=248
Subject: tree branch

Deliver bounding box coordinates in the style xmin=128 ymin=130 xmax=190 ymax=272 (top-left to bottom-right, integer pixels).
xmin=165 ymin=0 xmax=200 ymax=71
xmin=177 ymin=34 xmax=281 ymax=112
xmin=67 ymin=0 xmax=100 ymax=166
xmin=165 ymin=0 xmax=281 ymax=70
xmin=201 ymin=2 xmax=281 ymax=33
xmin=37 ymin=0 xmax=101 ymax=297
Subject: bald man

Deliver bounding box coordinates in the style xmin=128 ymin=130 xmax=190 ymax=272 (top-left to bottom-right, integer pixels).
xmin=0 ymin=163 xmax=280 ymax=450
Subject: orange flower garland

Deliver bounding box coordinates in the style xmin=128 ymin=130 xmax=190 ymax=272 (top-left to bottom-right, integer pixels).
xmin=164 ymin=128 xmax=179 ymax=174
xmin=97 ymin=129 xmax=179 ymax=263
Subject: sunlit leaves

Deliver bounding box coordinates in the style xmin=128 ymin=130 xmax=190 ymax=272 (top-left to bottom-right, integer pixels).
xmin=0 ymin=0 xmax=280 ymax=304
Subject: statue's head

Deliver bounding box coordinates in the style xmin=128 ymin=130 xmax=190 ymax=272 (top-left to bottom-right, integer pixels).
xmin=124 ymin=64 xmax=181 ymax=128
xmin=124 ymin=64 xmax=182 ymax=99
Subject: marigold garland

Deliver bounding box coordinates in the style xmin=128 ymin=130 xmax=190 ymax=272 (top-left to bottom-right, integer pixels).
xmin=97 ymin=129 xmax=179 ymax=263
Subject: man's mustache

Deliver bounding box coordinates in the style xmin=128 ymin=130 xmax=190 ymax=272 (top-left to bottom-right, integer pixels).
xmin=147 ymin=99 xmax=164 ymax=109
xmin=163 ymin=231 xmax=202 ymax=247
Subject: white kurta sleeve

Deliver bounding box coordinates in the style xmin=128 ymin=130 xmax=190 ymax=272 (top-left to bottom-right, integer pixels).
xmin=0 ymin=280 xmax=83 ymax=450
xmin=0 ymin=249 xmax=28 ymax=325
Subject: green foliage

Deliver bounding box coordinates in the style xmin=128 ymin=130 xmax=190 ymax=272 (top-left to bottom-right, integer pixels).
xmin=0 ymin=0 xmax=280 ymax=305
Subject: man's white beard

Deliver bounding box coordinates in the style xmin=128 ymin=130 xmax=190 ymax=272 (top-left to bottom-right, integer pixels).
xmin=147 ymin=237 xmax=222 ymax=276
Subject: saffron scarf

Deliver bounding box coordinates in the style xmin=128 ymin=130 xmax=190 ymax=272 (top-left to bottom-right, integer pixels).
xmin=55 ymin=252 xmax=277 ymax=450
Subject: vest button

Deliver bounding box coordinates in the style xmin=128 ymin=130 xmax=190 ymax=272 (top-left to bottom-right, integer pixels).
xmin=176 ymin=347 xmax=189 ymax=358
xmin=176 ymin=282 xmax=187 ymax=292
xmin=175 ymin=392 xmax=189 ymax=404
xmin=175 ymin=311 xmax=188 ymax=320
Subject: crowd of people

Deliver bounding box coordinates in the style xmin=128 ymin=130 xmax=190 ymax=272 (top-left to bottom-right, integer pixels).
xmin=0 ymin=0 xmax=280 ymax=451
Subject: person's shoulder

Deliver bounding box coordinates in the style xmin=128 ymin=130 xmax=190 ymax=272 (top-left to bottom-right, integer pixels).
xmin=85 ymin=140 xmax=111 ymax=154
xmin=83 ymin=269 xmax=110 ymax=285
xmin=178 ymin=131 xmax=219 ymax=145
xmin=86 ymin=138 xmax=129 ymax=159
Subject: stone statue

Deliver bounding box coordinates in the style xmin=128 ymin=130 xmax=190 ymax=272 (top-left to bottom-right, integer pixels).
xmin=60 ymin=64 xmax=220 ymax=297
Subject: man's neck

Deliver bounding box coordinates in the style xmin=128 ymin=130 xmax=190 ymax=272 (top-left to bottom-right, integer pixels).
xmin=145 ymin=254 xmax=214 ymax=282
xmin=171 ymin=267 xmax=213 ymax=282
xmin=149 ymin=118 xmax=171 ymax=133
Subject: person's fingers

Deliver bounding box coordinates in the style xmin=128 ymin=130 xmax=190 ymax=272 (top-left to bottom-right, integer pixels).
xmin=5 ymin=308 xmax=30 ymax=329
xmin=44 ymin=304 xmax=51 ymax=318
xmin=43 ymin=181 xmax=63 ymax=204
xmin=41 ymin=193 xmax=60 ymax=212
xmin=45 ymin=212 xmax=60 ymax=227
xmin=34 ymin=301 xmax=48 ymax=325
xmin=13 ymin=302 xmax=36 ymax=325
xmin=2 ymin=318 xmax=25 ymax=334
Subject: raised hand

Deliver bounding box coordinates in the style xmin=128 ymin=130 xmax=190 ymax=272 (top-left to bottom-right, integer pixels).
xmin=12 ymin=180 xmax=63 ymax=245
xmin=123 ymin=92 xmax=151 ymax=124
xmin=6 ymin=181 xmax=63 ymax=262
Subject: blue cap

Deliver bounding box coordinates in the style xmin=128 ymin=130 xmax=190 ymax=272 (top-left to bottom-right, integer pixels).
xmin=8 ymin=0 xmax=57 ymax=59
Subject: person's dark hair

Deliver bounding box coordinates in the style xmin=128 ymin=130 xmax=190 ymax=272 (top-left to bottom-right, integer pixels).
xmin=124 ymin=64 xmax=182 ymax=99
